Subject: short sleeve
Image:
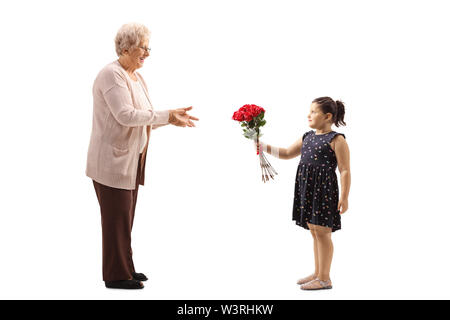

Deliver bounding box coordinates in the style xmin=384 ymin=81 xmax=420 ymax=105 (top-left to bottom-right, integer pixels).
xmin=302 ymin=130 xmax=312 ymax=141
xmin=329 ymin=132 xmax=346 ymax=142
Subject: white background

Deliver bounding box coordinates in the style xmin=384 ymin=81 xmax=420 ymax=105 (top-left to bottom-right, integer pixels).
xmin=0 ymin=0 xmax=449 ymax=300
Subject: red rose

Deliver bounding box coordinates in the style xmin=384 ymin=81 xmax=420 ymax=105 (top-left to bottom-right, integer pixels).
xmin=243 ymin=112 xmax=251 ymax=121
xmin=232 ymin=111 xmax=244 ymax=122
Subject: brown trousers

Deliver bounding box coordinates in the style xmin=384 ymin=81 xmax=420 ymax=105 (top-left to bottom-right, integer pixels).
xmin=93 ymin=155 xmax=142 ymax=282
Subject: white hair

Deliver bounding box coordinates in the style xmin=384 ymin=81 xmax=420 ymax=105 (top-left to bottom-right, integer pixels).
xmin=114 ymin=23 xmax=151 ymax=56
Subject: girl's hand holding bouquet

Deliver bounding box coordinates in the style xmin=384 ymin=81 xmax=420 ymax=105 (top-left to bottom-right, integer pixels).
xmin=232 ymin=104 xmax=278 ymax=182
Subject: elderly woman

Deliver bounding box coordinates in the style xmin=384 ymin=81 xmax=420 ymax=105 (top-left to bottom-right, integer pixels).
xmin=86 ymin=23 xmax=198 ymax=289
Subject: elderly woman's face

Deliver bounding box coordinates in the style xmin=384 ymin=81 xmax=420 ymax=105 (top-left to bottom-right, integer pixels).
xmin=124 ymin=38 xmax=150 ymax=69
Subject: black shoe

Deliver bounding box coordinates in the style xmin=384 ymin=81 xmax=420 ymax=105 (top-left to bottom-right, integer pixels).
xmin=132 ymin=272 xmax=148 ymax=282
xmin=105 ymin=279 xmax=144 ymax=289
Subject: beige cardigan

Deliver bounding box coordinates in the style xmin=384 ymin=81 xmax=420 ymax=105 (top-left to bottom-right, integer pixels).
xmin=86 ymin=60 xmax=170 ymax=190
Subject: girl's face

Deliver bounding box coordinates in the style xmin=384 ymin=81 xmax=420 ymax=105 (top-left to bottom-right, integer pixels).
xmin=307 ymin=103 xmax=332 ymax=129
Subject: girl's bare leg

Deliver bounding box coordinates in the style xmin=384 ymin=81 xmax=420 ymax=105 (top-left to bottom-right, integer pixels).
xmin=315 ymin=225 xmax=333 ymax=281
xmin=310 ymin=224 xmax=320 ymax=277
xmin=297 ymin=223 xmax=319 ymax=285
xmin=301 ymin=224 xmax=333 ymax=290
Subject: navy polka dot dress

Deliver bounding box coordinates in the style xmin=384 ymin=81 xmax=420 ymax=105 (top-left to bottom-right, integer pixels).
xmin=292 ymin=130 xmax=346 ymax=232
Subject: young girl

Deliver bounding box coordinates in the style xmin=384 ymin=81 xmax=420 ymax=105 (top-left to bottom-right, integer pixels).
xmin=256 ymin=97 xmax=351 ymax=290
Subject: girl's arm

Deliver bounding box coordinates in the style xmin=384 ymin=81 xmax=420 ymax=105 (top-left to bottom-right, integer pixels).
xmin=334 ymin=135 xmax=351 ymax=214
xmin=257 ymin=138 xmax=303 ymax=160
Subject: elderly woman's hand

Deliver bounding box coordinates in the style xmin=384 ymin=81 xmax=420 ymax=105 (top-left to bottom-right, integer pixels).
xmin=168 ymin=106 xmax=199 ymax=127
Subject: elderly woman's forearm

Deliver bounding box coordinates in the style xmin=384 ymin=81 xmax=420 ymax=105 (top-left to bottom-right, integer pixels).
xmin=152 ymin=123 xmax=169 ymax=130
xmin=104 ymin=85 xmax=169 ymax=127
xmin=116 ymin=109 xmax=169 ymax=127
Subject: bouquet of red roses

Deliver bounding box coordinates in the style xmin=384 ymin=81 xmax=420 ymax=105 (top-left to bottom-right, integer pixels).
xmin=232 ymin=104 xmax=278 ymax=182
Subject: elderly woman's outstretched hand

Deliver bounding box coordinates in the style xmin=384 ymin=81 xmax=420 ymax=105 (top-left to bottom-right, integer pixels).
xmin=168 ymin=106 xmax=199 ymax=127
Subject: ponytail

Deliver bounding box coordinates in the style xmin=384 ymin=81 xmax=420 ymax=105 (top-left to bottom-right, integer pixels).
xmin=334 ymin=100 xmax=346 ymax=127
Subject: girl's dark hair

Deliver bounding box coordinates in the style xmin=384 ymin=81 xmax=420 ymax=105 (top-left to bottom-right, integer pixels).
xmin=312 ymin=96 xmax=346 ymax=127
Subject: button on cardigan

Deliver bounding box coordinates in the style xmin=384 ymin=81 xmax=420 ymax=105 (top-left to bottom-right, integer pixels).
xmin=86 ymin=60 xmax=170 ymax=190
